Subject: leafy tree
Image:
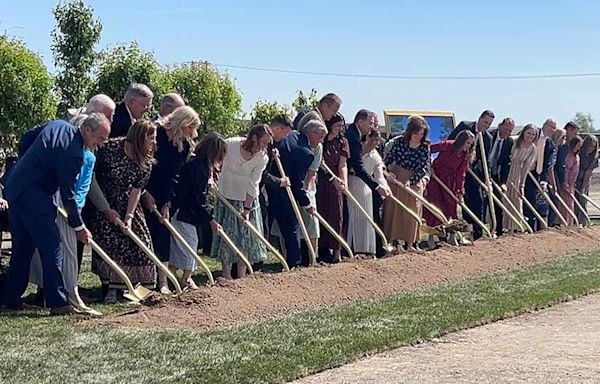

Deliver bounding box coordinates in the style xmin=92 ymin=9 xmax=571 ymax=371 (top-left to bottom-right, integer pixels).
xmin=166 ymin=62 xmax=242 ymax=137
xmin=292 ymin=89 xmax=318 ymax=113
xmin=52 ymin=0 xmax=102 ymax=115
xmin=0 ymin=36 xmax=56 ymax=159
xmin=250 ymin=100 xmax=291 ymax=125
xmin=573 ymin=112 xmax=595 ymax=133
xmin=92 ymin=42 xmax=171 ymax=110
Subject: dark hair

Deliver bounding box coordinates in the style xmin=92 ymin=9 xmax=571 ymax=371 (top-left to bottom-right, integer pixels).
xmin=271 ymin=114 xmax=293 ymax=129
xmin=515 ymin=123 xmax=536 ymax=148
xmin=326 ymin=112 xmax=346 ymax=135
xmin=361 ymin=129 xmax=380 ymax=143
xmin=353 ymin=109 xmax=371 ymax=124
xmin=564 ymin=121 xmax=580 ymax=131
xmin=403 ymin=115 xmax=430 ymax=145
xmin=479 ymin=110 xmax=495 ymax=120
xmin=451 ymin=130 xmax=475 ymax=159
xmin=195 ymin=132 xmax=227 ymax=167
xmin=498 ymin=117 xmax=514 ymax=128
xmin=581 ymin=135 xmax=599 ymax=159
xmin=242 ymin=124 xmax=272 ymax=153
xmin=569 ymin=135 xmax=583 ymax=152
xmin=3 ymin=156 xmax=18 ymax=175
xmin=319 ymin=93 xmax=342 ymax=107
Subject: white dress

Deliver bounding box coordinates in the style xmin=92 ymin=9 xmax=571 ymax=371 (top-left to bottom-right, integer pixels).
xmin=347 ymin=150 xmax=389 ymax=254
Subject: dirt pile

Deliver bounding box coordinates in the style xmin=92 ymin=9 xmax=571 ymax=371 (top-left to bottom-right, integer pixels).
xmin=98 ymin=227 xmax=600 ymax=331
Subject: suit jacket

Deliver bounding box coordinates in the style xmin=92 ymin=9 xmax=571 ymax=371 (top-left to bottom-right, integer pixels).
xmin=110 ymin=102 xmax=135 ymax=138
xmin=448 ymin=121 xmax=493 ymax=178
xmin=18 ymin=122 xmax=49 ymax=157
xmin=488 ymin=128 xmax=514 ymax=184
xmin=267 ymin=130 xmax=314 ymax=208
xmin=345 ymin=123 xmax=379 ymax=190
xmin=534 ymin=129 xmax=557 ymax=183
xmin=5 ymin=120 xmax=84 ymax=228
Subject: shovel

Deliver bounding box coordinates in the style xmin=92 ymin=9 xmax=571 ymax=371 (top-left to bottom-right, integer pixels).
xmin=527 ymin=172 xmax=568 ymax=227
xmin=570 ymin=190 xmax=591 ymax=226
xmin=478 ymin=133 xmax=497 ymax=234
xmin=508 ymin=181 xmax=548 ymax=230
xmin=57 ymin=207 xmax=152 ymax=302
xmin=490 ymin=179 xmax=534 ymax=233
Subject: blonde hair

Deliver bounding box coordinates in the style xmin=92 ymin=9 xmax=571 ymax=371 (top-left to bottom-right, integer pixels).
xmin=551 ymin=128 xmax=566 ymax=146
xmin=163 ymin=106 xmax=200 ymax=152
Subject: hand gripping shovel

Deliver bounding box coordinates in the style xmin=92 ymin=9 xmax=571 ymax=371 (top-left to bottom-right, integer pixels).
xmin=57 ymin=207 xmax=152 ymax=302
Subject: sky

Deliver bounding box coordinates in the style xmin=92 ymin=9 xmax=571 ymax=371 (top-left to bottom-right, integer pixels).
xmin=2 ymin=0 xmax=600 ymax=127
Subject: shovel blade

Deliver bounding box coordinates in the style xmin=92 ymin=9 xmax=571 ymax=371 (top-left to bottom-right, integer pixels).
xmin=124 ymin=284 xmax=154 ymax=302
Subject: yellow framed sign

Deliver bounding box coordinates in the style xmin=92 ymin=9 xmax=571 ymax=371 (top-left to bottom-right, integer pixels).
xmin=383 ymin=110 xmax=456 ymax=141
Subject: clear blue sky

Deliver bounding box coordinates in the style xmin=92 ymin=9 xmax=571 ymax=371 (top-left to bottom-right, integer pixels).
xmin=3 ymin=0 xmax=600 ymax=127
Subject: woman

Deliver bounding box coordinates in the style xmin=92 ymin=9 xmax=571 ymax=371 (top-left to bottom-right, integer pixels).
xmin=144 ymin=106 xmax=199 ymax=294
xmin=502 ymin=124 xmax=537 ymax=232
xmin=169 ymin=133 xmax=226 ymax=289
xmin=316 ymin=113 xmax=349 ymax=262
xmin=424 ymin=130 xmax=475 ymax=245
xmin=383 ymin=115 xmax=431 ymax=251
xmin=347 ymin=129 xmax=390 ymax=255
xmin=90 ymin=120 xmax=157 ymax=303
xmin=560 ymin=136 xmax=583 ymax=226
xmin=575 ymin=135 xmax=599 ymax=226
xmin=210 ymin=124 xmax=270 ymax=279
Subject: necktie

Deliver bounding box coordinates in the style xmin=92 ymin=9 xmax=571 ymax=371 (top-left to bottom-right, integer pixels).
xmin=536 ymin=136 xmax=546 ymax=174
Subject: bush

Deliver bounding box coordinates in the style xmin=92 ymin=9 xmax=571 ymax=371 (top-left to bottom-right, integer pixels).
xmin=250 ymin=100 xmax=291 ymax=125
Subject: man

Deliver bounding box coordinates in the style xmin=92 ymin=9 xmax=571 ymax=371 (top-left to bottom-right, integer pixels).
xmin=448 ymin=110 xmax=495 ymax=240
xmin=488 ymin=117 xmax=515 ymax=236
xmin=296 ymin=93 xmax=342 ymax=131
xmin=155 ymin=93 xmax=185 ymax=123
xmin=110 ymin=83 xmax=153 ymax=138
xmin=552 ymin=121 xmax=579 ymax=225
xmin=2 ymin=114 xmax=110 ymax=315
xmin=266 ymin=120 xmax=326 ymax=268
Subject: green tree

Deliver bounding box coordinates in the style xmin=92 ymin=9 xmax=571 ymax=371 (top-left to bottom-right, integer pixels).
xmin=166 ymin=61 xmax=242 ymax=137
xmin=52 ymin=0 xmax=102 ymax=116
xmin=292 ymin=89 xmax=318 ymax=113
xmin=573 ymin=112 xmax=595 ymax=133
xmin=92 ymin=42 xmax=171 ymax=110
xmin=250 ymin=100 xmax=291 ymax=125
xmin=0 ymin=36 xmax=56 ymax=159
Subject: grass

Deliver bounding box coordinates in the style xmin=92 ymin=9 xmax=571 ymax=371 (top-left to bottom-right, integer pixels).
xmin=2 ymin=249 xmax=600 ymax=383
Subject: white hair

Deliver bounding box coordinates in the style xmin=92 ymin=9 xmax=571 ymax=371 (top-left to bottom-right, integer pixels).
xmin=86 ymin=94 xmax=116 ymax=115
xmin=124 ymin=83 xmax=153 ymax=103
xmin=69 ymin=113 xmax=89 ymax=127
xmin=82 ymin=113 xmax=110 ymax=132
xmin=301 ymin=120 xmax=327 ymax=136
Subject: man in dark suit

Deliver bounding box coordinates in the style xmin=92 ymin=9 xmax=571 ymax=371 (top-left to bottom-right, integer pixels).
xmin=448 ymin=110 xmax=495 ymax=240
xmin=1 ymin=114 xmax=110 ymax=314
xmin=110 ymin=83 xmax=153 ymax=138
xmin=488 ymin=118 xmax=515 ymax=236
xmin=266 ymin=120 xmax=326 ymax=268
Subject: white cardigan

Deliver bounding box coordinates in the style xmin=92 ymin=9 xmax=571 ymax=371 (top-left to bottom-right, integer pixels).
xmin=218 ymin=137 xmax=268 ymax=201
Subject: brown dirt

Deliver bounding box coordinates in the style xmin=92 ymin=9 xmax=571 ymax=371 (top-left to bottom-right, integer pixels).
xmin=98 ymin=227 xmax=600 ymax=332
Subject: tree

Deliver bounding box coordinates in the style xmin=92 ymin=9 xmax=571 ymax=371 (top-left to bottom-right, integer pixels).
xmin=52 ymin=0 xmax=102 ymax=116
xmin=292 ymin=89 xmax=318 ymax=113
xmin=250 ymin=100 xmax=291 ymax=125
xmin=573 ymin=112 xmax=595 ymax=133
xmin=166 ymin=62 xmax=242 ymax=137
xmin=0 ymin=36 xmax=56 ymax=159
xmin=92 ymin=42 xmax=171 ymax=110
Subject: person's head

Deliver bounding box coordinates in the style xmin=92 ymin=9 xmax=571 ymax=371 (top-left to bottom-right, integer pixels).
xmin=126 ymin=120 xmax=158 ymax=171
xmin=362 ymin=129 xmax=382 ymax=152
xmin=270 ymin=114 xmax=293 ymax=142
xmin=301 ymin=120 xmax=328 ymax=148
xmin=242 ymin=124 xmax=273 ymax=154
xmin=370 ymin=112 xmax=380 ymax=131
xmin=451 ymin=129 xmax=476 ymax=156
xmin=194 ymin=132 xmax=227 ymax=169
xmin=497 ymin=117 xmax=515 ymax=139
xmin=86 ymin=94 xmax=116 ymax=122
xmin=403 ymin=115 xmax=430 ymax=145
xmin=541 ymin=118 xmax=557 ymax=138
xmin=552 ymin=127 xmax=566 ymax=146
xmin=124 ymin=83 xmax=154 ymax=119
xmin=569 ymin=135 xmax=583 ymax=154
xmin=564 ymin=121 xmax=580 ymax=140
xmin=354 ymin=109 xmax=374 ymax=135
xmin=159 ymin=93 xmax=185 ymax=117
xmin=326 ymin=112 xmax=345 ymax=138
xmin=581 ymin=135 xmax=599 ymax=158
xmin=80 ymin=113 xmax=111 ymax=151
xmin=317 ymin=93 xmax=342 ymax=121
xmin=515 ymin=124 xmax=537 ymax=148
xmin=476 ymin=110 xmax=495 ymax=132
xmin=163 ymin=106 xmax=200 ymax=152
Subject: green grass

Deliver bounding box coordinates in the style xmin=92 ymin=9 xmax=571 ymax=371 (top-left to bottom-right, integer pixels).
xmin=2 ymin=249 xmax=600 ymax=383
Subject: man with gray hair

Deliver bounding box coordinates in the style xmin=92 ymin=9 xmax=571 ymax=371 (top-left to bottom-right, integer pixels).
xmin=110 ymin=83 xmax=154 ymax=138
xmin=156 ymin=93 xmax=185 ymax=123
xmin=86 ymin=94 xmax=116 ymax=122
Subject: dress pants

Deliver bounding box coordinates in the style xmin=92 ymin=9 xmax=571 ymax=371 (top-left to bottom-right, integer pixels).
xmin=463 ymin=173 xmax=487 ymax=240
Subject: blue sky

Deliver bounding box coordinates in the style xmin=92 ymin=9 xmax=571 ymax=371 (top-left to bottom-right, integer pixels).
xmin=3 ymin=0 xmax=600 ymax=127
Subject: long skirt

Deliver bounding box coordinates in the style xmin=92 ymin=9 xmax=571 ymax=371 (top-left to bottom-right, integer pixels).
xmin=423 ymin=178 xmax=457 ymax=227
xmin=383 ymin=165 xmax=423 ymax=244
xmin=168 ymin=212 xmax=198 ymax=271
xmin=210 ymin=198 xmax=267 ymax=264
xmin=347 ymin=175 xmax=376 ymax=254
xmin=560 ymin=187 xmax=576 ymax=226
xmin=316 ymin=176 xmax=344 ymax=250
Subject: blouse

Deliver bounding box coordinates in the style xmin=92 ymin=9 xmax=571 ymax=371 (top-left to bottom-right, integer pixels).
xmin=218 ymin=137 xmax=269 ymax=201
xmin=384 ymin=137 xmax=431 ymax=185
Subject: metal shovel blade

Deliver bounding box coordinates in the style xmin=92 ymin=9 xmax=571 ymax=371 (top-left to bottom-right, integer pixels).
xmin=123 ymin=284 xmax=154 ymax=302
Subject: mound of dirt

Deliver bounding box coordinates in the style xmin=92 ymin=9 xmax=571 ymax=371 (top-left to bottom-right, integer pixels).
xmin=97 ymin=227 xmax=600 ymax=332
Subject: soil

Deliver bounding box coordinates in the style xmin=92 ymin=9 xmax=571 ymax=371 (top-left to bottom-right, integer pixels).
xmin=97 ymin=227 xmax=600 ymax=332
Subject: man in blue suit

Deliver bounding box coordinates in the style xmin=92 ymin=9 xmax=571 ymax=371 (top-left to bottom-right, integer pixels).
xmin=266 ymin=120 xmax=327 ymax=268
xmin=448 ymin=110 xmax=495 ymax=240
xmin=2 ymin=114 xmax=110 ymax=314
